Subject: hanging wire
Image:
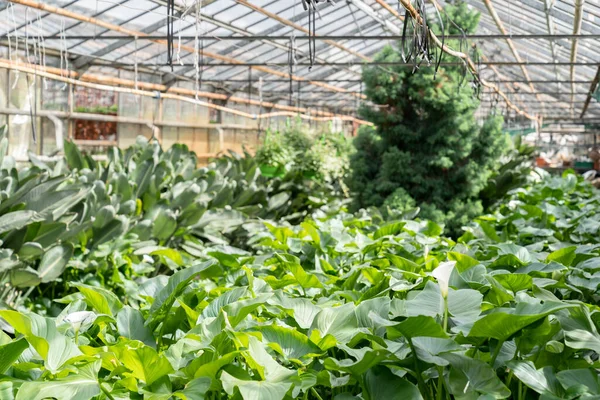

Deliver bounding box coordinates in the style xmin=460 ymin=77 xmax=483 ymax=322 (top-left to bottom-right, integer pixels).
xmin=301 ymin=1 xmax=334 ymax=70
xmin=134 ymin=36 xmax=139 ymax=96
xmin=9 ymin=3 xmax=20 ymax=90
xmin=288 ymin=36 xmax=296 ymax=107
xmin=37 ymin=11 xmax=48 ymax=89
xmin=6 ymin=3 xmax=12 ymax=64
xmin=25 ymin=8 xmax=31 ymax=64
xmin=59 ymin=17 xmax=69 ymax=91
xmin=176 ymin=0 xmax=186 ymax=65
xmin=194 ymin=0 xmax=204 ymax=100
xmin=258 ymin=76 xmax=263 ymax=136
xmin=166 ymin=0 xmax=175 ymax=70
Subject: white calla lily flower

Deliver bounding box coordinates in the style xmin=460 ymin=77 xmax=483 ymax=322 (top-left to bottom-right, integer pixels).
xmin=432 ymin=261 xmax=456 ymax=298
xmin=64 ymin=311 xmax=96 ymax=331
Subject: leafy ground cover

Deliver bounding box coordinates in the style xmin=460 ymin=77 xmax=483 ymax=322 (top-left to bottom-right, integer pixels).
xmin=1 ymin=132 xmax=600 ymax=399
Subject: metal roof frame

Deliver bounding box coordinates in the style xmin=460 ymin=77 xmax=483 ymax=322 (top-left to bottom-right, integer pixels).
xmin=0 ymin=0 xmax=598 ymax=121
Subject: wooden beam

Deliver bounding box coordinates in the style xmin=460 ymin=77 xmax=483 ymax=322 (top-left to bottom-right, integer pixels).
xmin=235 ymin=0 xmax=372 ymax=62
xmin=0 ymin=58 xmax=373 ymax=125
xmin=482 ymin=0 xmax=545 ymax=113
xmin=7 ymin=0 xmax=365 ymax=99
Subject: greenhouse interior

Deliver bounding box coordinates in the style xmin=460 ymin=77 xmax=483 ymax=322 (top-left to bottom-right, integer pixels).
xmin=1 ymin=0 xmax=600 ymax=398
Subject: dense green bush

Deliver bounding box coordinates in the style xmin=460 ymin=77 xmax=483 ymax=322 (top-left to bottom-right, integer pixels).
xmin=255 ymin=119 xmax=353 ymax=194
xmin=349 ymin=2 xmax=509 ymax=236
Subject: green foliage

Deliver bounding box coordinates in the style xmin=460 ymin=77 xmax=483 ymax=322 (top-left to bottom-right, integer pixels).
xmin=480 ymin=134 xmax=536 ymax=208
xmin=0 ymin=135 xmax=348 ymax=310
xmin=3 ymin=122 xmax=600 ymax=399
xmin=74 ymin=104 xmax=118 ymax=114
xmin=349 ymin=3 xmax=509 ymax=236
xmin=2 ymin=173 xmax=600 ymax=399
xmin=255 ymin=118 xmax=353 ymax=192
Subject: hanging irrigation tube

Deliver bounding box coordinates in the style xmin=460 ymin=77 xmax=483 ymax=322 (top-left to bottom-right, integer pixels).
xmin=376 ymin=0 xmax=539 ymax=122
xmin=6 ymin=0 xmax=366 ymax=100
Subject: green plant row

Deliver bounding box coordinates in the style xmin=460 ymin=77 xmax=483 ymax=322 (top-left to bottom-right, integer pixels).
xmin=1 ymin=130 xmax=600 ymax=399
xmin=0 ymin=127 xmax=348 ymax=311
xmin=2 ymin=199 xmax=600 ymax=399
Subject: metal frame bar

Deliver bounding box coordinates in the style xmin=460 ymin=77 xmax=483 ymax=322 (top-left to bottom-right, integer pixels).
xmin=5 ymin=34 xmax=600 ymax=40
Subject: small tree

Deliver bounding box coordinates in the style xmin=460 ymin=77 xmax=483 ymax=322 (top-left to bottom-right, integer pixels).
xmin=349 ymin=2 xmax=508 ymax=235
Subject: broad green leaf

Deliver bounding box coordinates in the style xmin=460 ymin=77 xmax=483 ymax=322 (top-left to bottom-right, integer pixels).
xmin=406 ymin=281 xmax=444 ymax=317
xmin=448 ymin=251 xmax=480 ymax=272
xmin=281 ymin=258 xmax=323 ymax=289
xmin=546 ymin=246 xmax=577 ymax=267
xmin=221 ymin=371 xmax=292 ymax=400
xmin=153 ymin=208 xmax=178 ymax=241
xmin=259 ymin=325 xmax=322 ymax=361
xmin=0 ymin=210 xmax=37 ymax=235
xmin=10 ymin=267 xmax=41 ymax=288
xmin=15 ymin=360 xmax=101 ymax=400
xmin=469 ymin=301 xmax=576 ymax=341
xmin=478 ymin=220 xmax=501 ymax=242
xmin=118 ymin=344 xmax=174 ymax=385
xmin=189 ymin=351 xmax=240 ymax=380
xmin=224 ymin=294 xmax=273 ymax=328
xmin=18 ymin=242 xmax=44 ymax=260
xmin=0 ymin=337 xmax=28 ymax=374
xmin=268 ymin=292 xmax=321 ymax=330
xmin=443 ymin=353 xmax=510 ymax=398
xmin=174 ymin=377 xmax=211 ymax=400
xmin=240 ymin=335 xmax=295 ymax=382
xmin=556 ymin=369 xmax=600 ymax=395
xmin=72 ymin=282 xmax=123 ymax=317
xmin=412 ymin=337 xmax=461 ymax=366
xmin=388 ymin=316 xmax=447 ymax=340
xmin=324 ymin=346 xmax=389 ymax=376
xmin=148 ymin=260 xmax=217 ymax=329
xmin=63 ymin=139 xmax=88 ymax=170
xmin=355 ymin=297 xmax=391 ymax=329
xmin=447 ymin=288 xmax=483 ymax=319
xmin=268 ymin=192 xmax=290 ymax=211
xmin=38 ymin=244 xmax=73 ymax=283
xmin=93 ymin=205 xmax=116 ymax=229
xmin=310 ymin=303 xmax=360 ymax=345
xmin=0 ymin=310 xmax=81 ymax=373
xmin=494 ymin=273 xmax=533 ymax=293
xmin=508 ymin=361 xmax=565 ymax=399
xmin=364 ymin=366 xmax=423 ymax=400
xmin=117 ymin=306 xmax=155 ymax=348
xmin=373 ymin=221 xmax=405 ymax=239
xmin=0 ymin=382 xmax=13 ymax=400
xmin=202 ymin=287 xmax=248 ymax=319
xmin=92 ymin=216 xmax=129 ymax=247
